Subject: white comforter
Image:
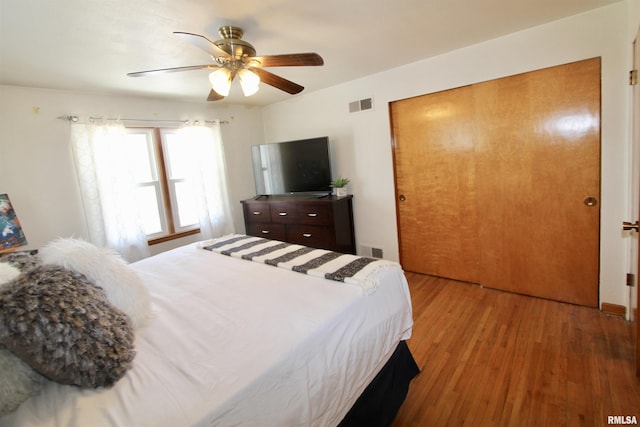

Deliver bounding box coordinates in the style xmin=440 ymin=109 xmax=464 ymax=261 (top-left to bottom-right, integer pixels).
xmin=2 ymin=242 xmax=413 ymax=427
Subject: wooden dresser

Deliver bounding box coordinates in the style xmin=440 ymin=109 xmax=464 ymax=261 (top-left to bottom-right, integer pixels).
xmin=241 ymin=195 xmax=355 ymax=254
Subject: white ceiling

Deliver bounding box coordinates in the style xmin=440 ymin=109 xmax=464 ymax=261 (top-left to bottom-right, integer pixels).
xmin=0 ymin=0 xmax=622 ymax=106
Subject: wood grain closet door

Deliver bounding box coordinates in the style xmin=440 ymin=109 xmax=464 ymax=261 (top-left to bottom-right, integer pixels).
xmin=391 ymin=58 xmax=600 ymax=307
xmin=475 ymin=58 xmax=600 ymax=307
xmin=391 ymin=85 xmax=481 ymax=283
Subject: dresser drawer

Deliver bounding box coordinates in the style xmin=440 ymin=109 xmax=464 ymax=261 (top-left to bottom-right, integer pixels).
xmin=243 ymin=202 xmax=271 ymax=222
xmin=286 ymin=225 xmax=333 ymax=249
xmin=298 ymin=204 xmax=332 ymax=225
xmin=246 ymin=223 xmax=286 ymax=241
xmin=270 ymin=203 xmax=298 ymax=223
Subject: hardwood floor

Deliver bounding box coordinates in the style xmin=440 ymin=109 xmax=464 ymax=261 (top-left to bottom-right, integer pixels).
xmin=392 ymin=273 xmax=640 ymax=427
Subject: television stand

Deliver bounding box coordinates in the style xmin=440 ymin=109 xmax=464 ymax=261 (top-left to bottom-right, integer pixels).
xmin=241 ymin=195 xmax=355 ymax=254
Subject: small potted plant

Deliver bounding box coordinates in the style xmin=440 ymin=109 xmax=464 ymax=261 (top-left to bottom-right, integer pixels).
xmin=330 ymin=177 xmax=350 ymax=197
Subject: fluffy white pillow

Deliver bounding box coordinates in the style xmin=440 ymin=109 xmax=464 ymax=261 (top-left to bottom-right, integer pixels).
xmin=39 ymin=238 xmax=151 ymax=329
xmin=0 ymin=263 xmax=20 ymax=288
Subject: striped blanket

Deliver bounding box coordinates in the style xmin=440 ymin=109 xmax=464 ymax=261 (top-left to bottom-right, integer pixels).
xmin=199 ymin=234 xmax=400 ymax=295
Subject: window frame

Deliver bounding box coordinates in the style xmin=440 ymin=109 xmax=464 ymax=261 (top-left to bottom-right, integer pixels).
xmin=126 ymin=127 xmax=201 ymax=245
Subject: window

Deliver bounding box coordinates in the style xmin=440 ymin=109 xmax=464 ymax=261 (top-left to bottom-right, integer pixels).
xmin=125 ymin=128 xmax=201 ymax=244
xmin=71 ymin=120 xmax=233 ymax=261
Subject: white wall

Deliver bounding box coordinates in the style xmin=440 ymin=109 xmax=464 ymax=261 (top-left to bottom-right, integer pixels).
xmin=262 ymin=3 xmax=635 ymax=311
xmin=0 ymin=85 xmax=264 ymax=255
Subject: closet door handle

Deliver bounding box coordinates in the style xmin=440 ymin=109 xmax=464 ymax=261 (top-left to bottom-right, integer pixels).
xmin=399 ymin=194 xmax=406 ymax=201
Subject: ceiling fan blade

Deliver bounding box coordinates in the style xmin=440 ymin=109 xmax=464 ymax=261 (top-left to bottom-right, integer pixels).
xmin=127 ymin=64 xmax=216 ymax=77
xmin=253 ymin=68 xmax=304 ymax=94
xmin=174 ymin=32 xmax=230 ymax=59
xmin=207 ymin=89 xmax=225 ymax=101
xmin=252 ymin=53 xmax=324 ymax=67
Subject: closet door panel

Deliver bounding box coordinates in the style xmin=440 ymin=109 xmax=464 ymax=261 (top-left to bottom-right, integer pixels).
xmin=391 ymin=86 xmax=481 ymax=283
xmin=475 ymin=58 xmax=600 ymax=307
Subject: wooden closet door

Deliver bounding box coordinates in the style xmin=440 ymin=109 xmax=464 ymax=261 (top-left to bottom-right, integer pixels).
xmin=391 ymin=58 xmax=600 ymax=307
xmin=475 ymin=58 xmax=600 ymax=307
xmin=391 ymin=85 xmax=481 ymax=283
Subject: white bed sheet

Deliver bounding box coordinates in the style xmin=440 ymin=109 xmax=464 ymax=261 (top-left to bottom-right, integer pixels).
xmin=2 ymin=242 xmax=413 ymax=427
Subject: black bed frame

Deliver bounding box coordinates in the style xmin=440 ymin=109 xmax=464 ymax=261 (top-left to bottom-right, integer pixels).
xmin=338 ymin=341 xmax=420 ymax=427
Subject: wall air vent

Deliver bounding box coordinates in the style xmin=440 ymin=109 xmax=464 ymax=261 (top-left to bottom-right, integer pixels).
xmin=371 ymin=247 xmax=383 ymax=258
xmin=348 ymin=98 xmax=373 ymax=113
xmin=360 ymin=245 xmax=383 ymax=258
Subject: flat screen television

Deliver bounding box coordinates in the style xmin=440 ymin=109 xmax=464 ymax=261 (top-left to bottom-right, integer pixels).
xmin=251 ymin=137 xmax=332 ymax=195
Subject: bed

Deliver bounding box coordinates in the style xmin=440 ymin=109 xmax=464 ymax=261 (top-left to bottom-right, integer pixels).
xmin=0 ymin=235 xmax=418 ymax=427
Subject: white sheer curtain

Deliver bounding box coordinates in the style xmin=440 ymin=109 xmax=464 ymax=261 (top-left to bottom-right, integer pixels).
xmin=181 ymin=123 xmax=234 ymax=239
xmin=71 ymin=122 xmax=151 ymax=261
xmin=70 ymin=121 xmax=234 ymax=262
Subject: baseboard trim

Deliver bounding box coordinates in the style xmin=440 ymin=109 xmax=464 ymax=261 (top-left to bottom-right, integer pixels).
xmin=600 ymin=302 xmax=626 ymax=318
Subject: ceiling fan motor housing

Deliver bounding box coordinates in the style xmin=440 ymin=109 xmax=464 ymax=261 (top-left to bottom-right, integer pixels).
xmin=214 ymin=26 xmax=256 ymax=60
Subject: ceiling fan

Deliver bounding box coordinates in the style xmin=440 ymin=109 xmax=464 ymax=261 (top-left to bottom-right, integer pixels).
xmin=127 ymin=26 xmax=324 ymax=101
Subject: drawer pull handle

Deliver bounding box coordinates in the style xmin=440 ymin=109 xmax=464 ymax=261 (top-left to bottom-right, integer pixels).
xmin=261 ymin=230 xmax=270 ymax=234
xmin=252 ymin=211 xmax=262 ymax=215
xmin=278 ymin=212 xmax=288 ymax=216
xmin=303 ymin=233 xmax=312 ymax=238
xmin=307 ymin=213 xmax=318 ymax=217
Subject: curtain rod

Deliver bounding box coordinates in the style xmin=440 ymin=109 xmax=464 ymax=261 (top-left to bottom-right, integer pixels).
xmin=57 ymin=115 xmax=229 ymax=125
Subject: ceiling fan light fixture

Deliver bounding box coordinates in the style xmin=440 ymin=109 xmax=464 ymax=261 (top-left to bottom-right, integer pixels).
xmin=209 ymin=68 xmax=233 ymax=96
xmin=239 ymin=68 xmax=260 ymax=96
xmin=130 ymin=28 xmax=324 ymax=101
